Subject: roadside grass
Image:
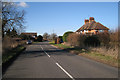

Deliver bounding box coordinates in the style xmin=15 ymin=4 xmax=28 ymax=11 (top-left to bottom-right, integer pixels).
xmin=49 ymin=41 xmax=119 ymax=67
xmin=2 ymin=45 xmax=25 ymax=63
xmin=49 ymin=41 xmax=73 ymax=49
xmin=79 ymin=51 xmax=119 ymax=67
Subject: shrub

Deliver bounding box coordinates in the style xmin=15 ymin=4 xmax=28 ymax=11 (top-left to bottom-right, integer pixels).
xmin=2 ymin=36 xmax=25 ymax=54
xmin=37 ymin=35 xmax=43 ymax=42
xmin=63 ymin=31 xmax=73 ymax=42
xmin=67 ymin=33 xmax=86 ymax=47
xmin=58 ymin=36 xmax=63 ymax=43
xmin=84 ymin=35 xmax=100 ymax=47
xmin=97 ymin=32 xmax=110 ymax=46
xmin=109 ymin=30 xmax=119 ymax=42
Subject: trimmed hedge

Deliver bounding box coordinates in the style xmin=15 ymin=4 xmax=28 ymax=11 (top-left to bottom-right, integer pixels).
xmin=62 ymin=31 xmax=73 ymax=42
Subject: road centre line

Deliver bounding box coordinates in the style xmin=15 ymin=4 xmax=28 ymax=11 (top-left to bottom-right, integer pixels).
xmin=40 ymin=45 xmax=75 ymax=80
xmin=40 ymin=45 xmax=50 ymax=57
xmin=56 ymin=63 xmax=75 ymax=80
xmin=44 ymin=51 xmax=50 ymax=57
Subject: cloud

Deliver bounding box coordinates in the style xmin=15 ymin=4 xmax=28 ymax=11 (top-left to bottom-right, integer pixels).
xmin=18 ymin=2 xmax=28 ymax=7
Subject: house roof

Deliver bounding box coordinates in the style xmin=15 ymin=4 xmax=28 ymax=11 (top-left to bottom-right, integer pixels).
xmin=21 ymin=33 xmax=37 ymax=35
xmin=76 ymin=20 xmax=109 ymax=32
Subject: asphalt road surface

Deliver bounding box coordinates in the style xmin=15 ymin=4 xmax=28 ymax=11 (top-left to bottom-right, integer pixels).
xmin=3 ymin=42 xmax=118 ymax=79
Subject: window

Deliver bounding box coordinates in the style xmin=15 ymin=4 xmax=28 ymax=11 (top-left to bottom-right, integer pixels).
xmin=99 ymin=30 xmax=103 ymax=32
xmin=84 ymin=30 xmax=88 ymax=33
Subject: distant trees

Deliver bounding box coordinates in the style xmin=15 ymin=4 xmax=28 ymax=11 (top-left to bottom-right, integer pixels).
xmin=2 ymin=2 xmax=25 ymax=37
xmin=43 ymin=32 xmax=57 ymax=41
xmin=50 ymin=33 xmax=57 ymax=40
xmin=37 ymin=35 xmax=43 ymax=42
xmin=62 ymin=31 xmax=73 ymax=42
xmin=43 ymin=32 xmax=49 ymax=40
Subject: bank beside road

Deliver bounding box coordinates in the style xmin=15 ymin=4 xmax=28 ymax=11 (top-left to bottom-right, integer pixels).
xmin=2 ymin=45 xmax=26 ymax=74
xmin=49 ymin=41 xmax=119 ymax=68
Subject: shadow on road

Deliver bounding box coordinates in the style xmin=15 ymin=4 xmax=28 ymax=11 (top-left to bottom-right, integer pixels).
xmin=3 ymin=42 xmax=76 ymax=75
xmin=24 ymin=49 xmax=76 ymax=58
xmin=23 ymin=42 xmax=77 ymax=58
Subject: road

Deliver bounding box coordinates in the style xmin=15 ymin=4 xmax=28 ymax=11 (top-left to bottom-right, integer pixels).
xmin=3 ymin=42 xmax=118 ymax=79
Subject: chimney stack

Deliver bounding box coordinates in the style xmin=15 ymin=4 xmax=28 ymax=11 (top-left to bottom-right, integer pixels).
xmin=89 ymin=17 xmax=94 ymax=23
xmin=84 ymin=19 xmax=89 ymax=24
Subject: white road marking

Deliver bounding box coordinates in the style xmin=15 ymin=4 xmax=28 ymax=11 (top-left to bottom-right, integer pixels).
xmin=40 ymin=45 xmax=75 ymax=80
xmin=40 ymin=45 xmax=50 ymax=58
xmin=56 ymin=63 xmax=75 ymax=80
xmin=41 ymin=46 xmax=43 ymax=50
xmin=44 ymin=51 xmax=50 ymax=57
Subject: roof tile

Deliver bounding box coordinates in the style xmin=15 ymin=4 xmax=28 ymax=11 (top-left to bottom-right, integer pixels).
xmin=76 ymin=21 xmax=109 ymax=32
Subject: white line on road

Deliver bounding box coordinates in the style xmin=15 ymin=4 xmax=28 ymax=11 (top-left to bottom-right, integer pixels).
xmin=41 ymin=46 xmax=43 ymax=50
xmin=44 ymin=51 xmax=50 ymax=57
xmin=40 ymin=45 xmax=75 ymax=80
xmin=56 ymin=63 xmax=75 ymax=80
xmin=40 ymin=45 xmax=50 ymax=58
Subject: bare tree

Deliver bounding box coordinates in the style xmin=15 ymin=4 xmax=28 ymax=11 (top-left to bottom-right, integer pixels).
xmin=50 ymin=33 xmax=57 ymax=40
xmin=2 ymin=2 xmax=26 ymax=37
xmin=43 ymin=32 xmax=49 ymax=40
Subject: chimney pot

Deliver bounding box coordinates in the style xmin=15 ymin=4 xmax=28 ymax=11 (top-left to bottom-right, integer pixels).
xmin=85 ymin=19 xmax=89 ymax=24
xmin=89 ymin=17 xmax=94 ymax=23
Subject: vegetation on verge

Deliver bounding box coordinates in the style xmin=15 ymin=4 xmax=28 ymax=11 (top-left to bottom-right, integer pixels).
xmin=49 ymin=41 xmax=72 ymax=49
xmin=1 ymin=2 xmax=27 ymax=66
xmin=49 ymin=41 xmax=119 ymax=67
xmin=62 ymin=31 xmax=73 ymax=42
xmin=79 ymin=51 xmax=119 ymax=68
xmin=2 ymin=46 xmax=25 ymax=63
xmin=42 ymin=32 xmax=57 ymax=41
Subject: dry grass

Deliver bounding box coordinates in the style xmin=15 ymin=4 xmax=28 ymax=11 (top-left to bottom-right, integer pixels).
xmin=79 ymin=51 xmax=119 ymax=68
xmin=89 ymin=46 xmax=118 ymax=59
xmin=2 ymin=46 xmax=25 ymax=63
xmin=49 ymin=41 xmax=73 ymax=49
xmin=3 ymin=36 xmax=26 ymax=54
xmin=2 ymin=36 xmax=26 ymax=63
xmin=50 ymin=41 xmax=119 ymax=67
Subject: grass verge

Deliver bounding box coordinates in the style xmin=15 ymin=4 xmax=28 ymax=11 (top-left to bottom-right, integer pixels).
xmin=79 ymin=52 xmax=119 ymax=68
xmin=2 ymin=45 xmax=26 ymax=74
xmin=2 ymin=45 xmax=25 ymax=64
xmin=49 ymin=41 xmax=73 ymax=49
xmin=49 ymin=41 xmax=119 ymax=68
